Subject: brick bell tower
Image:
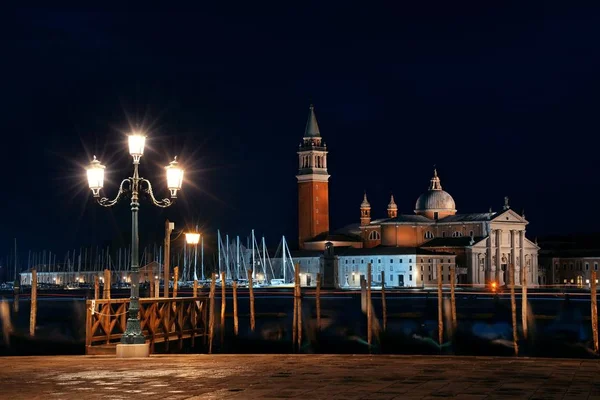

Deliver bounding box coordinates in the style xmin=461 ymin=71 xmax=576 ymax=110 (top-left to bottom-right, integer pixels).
xmin=297 ymin=104 xmax=330 ymax=249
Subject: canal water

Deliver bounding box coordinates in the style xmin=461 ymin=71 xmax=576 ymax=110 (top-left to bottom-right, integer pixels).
xmin=0 ymin=289 xmax=596 ymax=358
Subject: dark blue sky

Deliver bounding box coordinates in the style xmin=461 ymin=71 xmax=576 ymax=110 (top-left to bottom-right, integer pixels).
xmin=1 ymin=3 xmax=600 ymax=262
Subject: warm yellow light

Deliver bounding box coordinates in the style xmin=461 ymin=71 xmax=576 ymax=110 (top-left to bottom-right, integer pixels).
xmin=86 ymin=156 xmax=105 ymax=197
xmin=185 ymin=232 xmax=201 ymax=245
xmin=128 ymin=133 xmax=146 ymax=157
xmin=165 ymin=157 xmax=184 ymax=197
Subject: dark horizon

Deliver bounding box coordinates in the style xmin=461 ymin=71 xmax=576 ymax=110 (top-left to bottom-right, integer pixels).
xmin=2 ymin=4 xmax=600 ymax=265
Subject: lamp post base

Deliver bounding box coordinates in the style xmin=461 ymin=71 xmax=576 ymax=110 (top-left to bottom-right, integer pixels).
xmin=116 ymin=343 xmax=150 ymax=358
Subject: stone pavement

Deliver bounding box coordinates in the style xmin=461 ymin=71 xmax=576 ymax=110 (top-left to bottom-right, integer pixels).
xmin=1 ymin=354 xmax=599 ymax=400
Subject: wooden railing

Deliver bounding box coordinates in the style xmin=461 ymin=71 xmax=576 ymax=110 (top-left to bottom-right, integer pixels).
xmin=85 ymin=296 xmax=208 ymax=354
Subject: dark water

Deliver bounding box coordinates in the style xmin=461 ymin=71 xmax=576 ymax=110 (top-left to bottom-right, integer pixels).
xmin=0 ymin=289 xmax=597 ymax=358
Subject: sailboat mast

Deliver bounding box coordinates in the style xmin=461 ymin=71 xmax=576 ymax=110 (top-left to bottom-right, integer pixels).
xmin=201 ymin=234 xmax=205 ymax=281
xmin=236 ymin=236 xmax=240 ymax=280
xmin=225 ymin=234 xmax=230 ymax=280
xmin=13 ymin=238 xmax=17 ymax=281
xmin=193 ymin=234 xmax=198 ymax=281
xmin=183 ymin=240 xmax=187 ymax=282
xmin=217 ymin=229 xmax=222 ymax=276
xmin=282 ymin=236 xmax=287 ymax=283
xmin=251 ymin=229 xmax=255 ymax=280
xmin=262 ymin=236 xmax=266 ymax=282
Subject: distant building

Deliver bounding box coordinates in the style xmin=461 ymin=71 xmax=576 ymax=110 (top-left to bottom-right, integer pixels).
xmin=19 ymin=261 xmax=163 ymax=286
xmin=294 ymin=104 xmax=540 ymax=287
xmin=20 ymin=269 xmax=107 ymax=286
xmin=292 ymin=246 xmax=456 ymax=288
xmin=539 ymin=234 xmax=600 ymax=287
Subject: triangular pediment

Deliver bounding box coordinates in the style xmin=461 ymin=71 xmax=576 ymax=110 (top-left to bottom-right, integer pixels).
xmin=491 ymin=209 xmax=527 ymax=224
xmin=524 ymin=237 xmax=540 ymax=250
xmin=470 ymin=236 xmax=489 ymax=249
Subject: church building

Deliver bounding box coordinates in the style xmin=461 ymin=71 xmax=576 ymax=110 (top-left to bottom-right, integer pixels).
xmin=294 ymin=105 xmax=540 ymax=288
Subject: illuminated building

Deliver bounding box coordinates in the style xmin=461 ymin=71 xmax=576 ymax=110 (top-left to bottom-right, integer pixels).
xmin=296 ymin=105 xmax=540 ymax=287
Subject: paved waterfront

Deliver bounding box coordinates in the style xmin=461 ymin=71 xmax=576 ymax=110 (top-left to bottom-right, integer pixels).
xmin=1 ymin=354 xmax=599 ymax=399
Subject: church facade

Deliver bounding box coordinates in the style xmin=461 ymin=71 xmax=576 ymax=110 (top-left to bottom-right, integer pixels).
xmin=295 ymin=105 xmax=540 ymax=288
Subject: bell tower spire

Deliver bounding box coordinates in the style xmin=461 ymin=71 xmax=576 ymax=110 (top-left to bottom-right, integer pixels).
xmin=360 ymin=192 xmax=371 ymax=225
xmin=297 ymin=104 xmax=330 ymax=249
xmin=387 ymin=194 xmax=398 ymax=218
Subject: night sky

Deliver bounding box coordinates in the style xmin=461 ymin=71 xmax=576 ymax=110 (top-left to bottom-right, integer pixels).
xmin=2 ymin=4 xmax=600 ymax=264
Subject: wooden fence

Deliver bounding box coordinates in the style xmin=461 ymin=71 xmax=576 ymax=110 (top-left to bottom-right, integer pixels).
xmin=85 ymin=296 xmax=208 ymax=355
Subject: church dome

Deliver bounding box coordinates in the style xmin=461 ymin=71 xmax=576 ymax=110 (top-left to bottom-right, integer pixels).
xmin=415 ymin=190 xmax=456 ymax=211
xmin=414 ymin=169 xmax=456 ymax=219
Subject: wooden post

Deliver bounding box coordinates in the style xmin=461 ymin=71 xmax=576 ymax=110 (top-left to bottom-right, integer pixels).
xmin=437 ymin=262 xmax=443 ymax=346
xmin=29 ymin=270 xmax=37 ymax=337
xmin=591 ymin=271 xmax=599 ymax=354
xmin=12 ymin=285 xmax=19 ymax=313
xmin=94 ymin=275 xmax=99 ymax=301
xmin=220 ymin=272 xmax=226 ymax=343
xmin=154 ymin=279 xmax=160 ymax=299
xmin=208 ymin=273 xmax=216 ymax=354
xmin=296 ymin=266 xmax=302 ymax=350
xmin=367 ymin=263 xmax=372 ymax=348
xmin=247 ymin=269 xmax=255 ymax=332
xmin=103 ymin=269 xmax=111 ymax=299
xmin=381 ymin=271 xmax=387 ymax=332
xmin=193 ymin=279 xmax=198 ymax=298
xmin=163 ymin=219 xmax=173 ymax=298
xmin=149 ymin=273 xmax=155 ymax=298
xmin=521 ymin=265 xmax=528 ymax=340
xmin=510 ymin=263 xmax=519 ymax=356
xmin=316 ymin=272 xmax=321 ymax=331
xmin=450 ymin=265 xmax=457 ymax=332
xmin=233 ymin=281 xmax=239 ymax=336
xmin=292 ymin=267 xmax=298 ymax=350
xmin=360 ymin=276 xmax=367 ymax=312
xmin=173 ymin=266 xmax=179 ymax=298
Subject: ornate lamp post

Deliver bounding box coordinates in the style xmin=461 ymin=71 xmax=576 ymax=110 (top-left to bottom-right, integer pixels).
xmin=86 ymin=131 xmax=184 ymax=357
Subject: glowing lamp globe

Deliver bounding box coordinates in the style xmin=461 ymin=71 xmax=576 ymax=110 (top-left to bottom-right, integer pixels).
xmin=185 ymin=232 xmax=201 ymax=245
xmin=128 ymin=132 xmax=146 ymax=160
xmin=165 ymin=157 xmax=184 ymax=197
xmin=86 ymin=156 xmax=106 ymax=197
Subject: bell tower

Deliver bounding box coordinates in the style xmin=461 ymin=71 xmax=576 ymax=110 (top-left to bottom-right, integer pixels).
xmin=360 ymin=192 xmax=371 ymax=225
xmin=297 ymin=104 xmax=330 ymax=249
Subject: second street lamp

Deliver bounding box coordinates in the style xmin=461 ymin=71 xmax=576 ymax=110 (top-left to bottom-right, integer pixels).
xmin=185 ymin=229 xmax=201 ymax=281
xmin=85 ymin=131 xmax=184 ymax=358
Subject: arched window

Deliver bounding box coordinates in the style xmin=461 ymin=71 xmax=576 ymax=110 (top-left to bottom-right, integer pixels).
xmin=452 ymin=231 xmax=463 ymax=237
xmin=368 ymin=230 xmax=381 ymax=240
xmin=424 ymin=231 xmax=434 ymax=239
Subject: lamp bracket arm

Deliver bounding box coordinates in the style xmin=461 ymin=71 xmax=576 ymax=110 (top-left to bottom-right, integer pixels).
xmin=140 ymin=178 xmax=173 ymax=208
xmin=97 ymin=178 xmax=131 ymax=207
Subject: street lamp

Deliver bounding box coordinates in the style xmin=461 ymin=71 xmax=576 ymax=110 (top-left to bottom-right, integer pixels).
xmin=185 ymin=229 xmax=201 ymax=281
xmin=185 ymin=232 xmax=201 ymax=246
xmin=85 ymin=131 xmax=184 ymax=358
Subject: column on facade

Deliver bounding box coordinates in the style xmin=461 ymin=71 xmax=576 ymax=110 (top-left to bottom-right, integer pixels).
xmin=529 ymin=254 xmax=538 ymax=285
xmin=486 ymin=231 xmax=493 ymax=284
xmin=510 ymin=230 xmax=518 ymax=286
xmin=519 ymin=230 xmax=525 ymax=287
xmin=471 ymin=252 xmax=477 ymax=285
xmin=475 ymin=252 xmax=483 ymax=285
xmin=495 ymin=229 xmax=502 ymax=285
